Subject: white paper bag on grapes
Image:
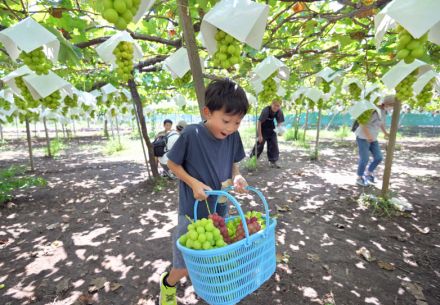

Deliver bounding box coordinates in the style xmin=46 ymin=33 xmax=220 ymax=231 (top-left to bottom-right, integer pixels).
xmin=100 ymin=83 xmax=118 ymax=102
xmin=413 ymin=70 xmax=438 ymax=95
xmin=382 ymin=59 xmax=430 ymax=89
xmin=0 ymin=17 xmax=60 ymax=63
xmin=363 ymin=83 xmax=380 ymax=99
xmin=315 ymin=67 xmax=342 ymax=84
xmin=253 ymin=56 xmax=290 ymax=82
xmin=163 ymin=48 xmax=191 ymax=79
xmin=304 ymin=88 xmax=323 ymax=104
xmin=0 ymin=88 xmax=14 ymax=104
xmin=200 ymin=0 xmax=269 ymax=55
xmin=90 ymin=89 xmax=102 ymax=98
xmin=21 ymin=71 xmax=73 ymax=100
xmin=1 ymin=66 xmax=34 ymax=97
xmin=343 ymin=78 xmax=364 ymax=93
xmin=249 ymin=75 xmax=264 ymax=95
xmin=246 ymin=92 xmax=257 ymax=107
xmin=173 ymin=94 xmax=186 ymax=107
xmin=349 ymin=100 xmax=381 ymax=120
xmin=277 ymin=85 xmax=286 ymax=98
xmin=95 ymin=31 xmax=143 ymax=67
xmin=375 ymin=0 xmax=440 ymax=47
xmin=121 ymin=88 xmax=131 ymax=100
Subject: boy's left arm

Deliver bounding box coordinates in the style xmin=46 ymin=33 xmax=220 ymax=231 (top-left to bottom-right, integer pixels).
xmin=232 ymin=163 xmax=248 ymax=193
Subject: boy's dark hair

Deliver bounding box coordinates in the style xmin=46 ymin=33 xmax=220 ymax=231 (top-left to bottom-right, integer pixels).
xmin=205 ymin=78 xmax=249 ymax=116
xmin=163 ymin=119 xmax=173 ymax=125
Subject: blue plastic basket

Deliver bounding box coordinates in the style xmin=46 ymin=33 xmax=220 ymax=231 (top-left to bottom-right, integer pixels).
xmin=176 ymin=186 xmax=277 ymax=305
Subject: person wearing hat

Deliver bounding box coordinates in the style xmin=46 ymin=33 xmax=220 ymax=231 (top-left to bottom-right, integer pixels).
xmin=159 ymin=120 xmax=188 ymax=178
xmin=354 ymin=95 xmax=395 ymax=187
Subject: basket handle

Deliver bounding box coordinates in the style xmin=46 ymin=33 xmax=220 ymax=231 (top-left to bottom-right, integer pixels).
xmin=194 ymin=190 xmax=251 ymax=245
xmin=219 ymin=185 xmax=271 ymax=230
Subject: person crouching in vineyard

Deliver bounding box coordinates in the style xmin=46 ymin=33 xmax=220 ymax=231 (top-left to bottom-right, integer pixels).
xmin=354 ymin=96 xmax=395 ymax=187
xmin=249 ymin=99 xmax=285 ymax=168
xmin=159 ymin=79 xmax=249 ymax=305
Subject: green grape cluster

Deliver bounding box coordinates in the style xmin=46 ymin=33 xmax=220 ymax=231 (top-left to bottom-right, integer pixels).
xmin=396 ymin=25 xmax=428 ymax=64
xmin=212 ymin=30 xmax=242 ymax=69
xmin=179 ymin=217 xmax=227 ymax=250
xmin=81 ymin=104 xmax=91 ymax=112
xmin=19 ymin=47 xmax=53 ymax=75
xmin=320 ymin=80 xmax=330 ymax=93
xmin=41 ymin=91 xmax=61 ymax=110
xmin=100 ymin=0 xmax=141 ymax=30
xmin=0 ymin=97 xmax=11 ymax=111
xmin=15 ymin=77 xmax=39 ymax=108
xmin=317 ymin=98 xmax=326 ymax=110
xmin=96 ymin=96 xmax=104 ymax=107
xmin=113 ymin=41 xmax=134 ymax=82
xmin=395 ymin=72 xmax=417 ymax=102
xmin=416 ymin=79 xmax=434 ymax=109
xmin=64 ymin=94 xmax=78 ymax=108
xmin=307 ymin=98 xmax=315 ymax=109
xmin=357 ymin=109 xmax=374 ymax=124
xmin=349 ymin=83 xmax=362 ymax=100
xmin=174 ymin=72 xmax=192 ymax=87
xmin=258 ymin=72 xmax=279 ymax=103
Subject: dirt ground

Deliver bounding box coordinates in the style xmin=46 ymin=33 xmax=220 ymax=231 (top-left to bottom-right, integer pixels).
xmin=0 ymin=133 xmax=439 ymax=305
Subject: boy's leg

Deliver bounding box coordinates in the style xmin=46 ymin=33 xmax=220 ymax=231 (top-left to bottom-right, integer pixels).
xmin=356 ymin=137 xmax=370 ymax=178
xmin=367 ymin=140 xmax=383 ymax=174
xmin=165 ymin=268 xmax=188 ymax=286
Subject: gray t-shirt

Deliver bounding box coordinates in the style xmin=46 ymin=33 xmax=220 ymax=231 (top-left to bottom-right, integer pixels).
xmin=167 ymin=122 xmax=246 ymax=219
xmin=355 ymin=109 xmax=386 ymax=141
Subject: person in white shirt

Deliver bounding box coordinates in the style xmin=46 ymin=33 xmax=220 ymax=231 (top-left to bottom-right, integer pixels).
xmin=159 ymin=120 xmax=187 ymax=178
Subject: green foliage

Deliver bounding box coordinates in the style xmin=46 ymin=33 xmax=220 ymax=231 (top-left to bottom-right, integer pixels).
xmin=357 ymin=193 xmax=396 ymax=217
xmin=103 ymin=139 xmax=124 ymax=155
xmin=0 ymin=165 xmax=47 ymax=204
xmin=153 ymin=176 xmax=168 ymax=192
xmin=48 ymin=138 xmax=66 ymax=157
xmin=335 ymin=125 xmax=350 ymax=140
xmin=283 ymin=128 xmax=296 ymax=141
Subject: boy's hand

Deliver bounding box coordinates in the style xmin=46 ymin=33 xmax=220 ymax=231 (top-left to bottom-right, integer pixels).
xmin=191 ymin=180 xmax=212 ymax=201
xmin=233 ymin=175 xmax=248 ymax=193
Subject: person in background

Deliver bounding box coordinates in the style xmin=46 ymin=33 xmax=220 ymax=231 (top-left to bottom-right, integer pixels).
xmin=156 ymin=119 xmax=173 ymax=138
xmin=158 ymin=120 xmax=187 ymax=178
xmin=355 ymin=95 xmax=395 ymax=186
xmin=159 ymin=79 xmax=249 ymax=305
xmin=249 ymin=99 xmax=284 ymax=168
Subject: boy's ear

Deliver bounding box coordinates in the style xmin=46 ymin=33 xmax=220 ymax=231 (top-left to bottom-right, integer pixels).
xmin=202 ymin=106 xmax=211 ymax=118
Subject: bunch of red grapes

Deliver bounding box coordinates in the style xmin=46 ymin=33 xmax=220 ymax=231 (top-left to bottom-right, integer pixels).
xmin=209 ymin=213 xmax=232 ymax=244
xmin=233 ymin=217 xmax=261 ymax=242
xmin=209 ymin=213 xmax=262 ymax=244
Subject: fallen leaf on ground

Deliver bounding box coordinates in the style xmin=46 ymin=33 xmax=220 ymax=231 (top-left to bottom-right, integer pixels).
xmin=411 ymin=224 xmax=430 ymax=234
xmin=110 ymin=282 xmax=122 ymax=291
xmin=276 ymin=252 xmax=290 ymax=263
xmin=307 ymin=253 xmax=320 ymax=262
xmin=88 ymin=277 xmax=107 ymax=293
xmin=275 ymin=204 xmax=292 ymax=212
xmin=356 ymin=247 xmax=375 ymax=262
xmin=402 ymin=282 xmax=426 ymax=301
xmin=377 ymin=260 xmax=395 ymax=271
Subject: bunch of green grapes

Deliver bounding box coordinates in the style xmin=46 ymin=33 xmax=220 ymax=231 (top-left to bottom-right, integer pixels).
xmin=320 ymin=80 xmax=330 ymax=93
xmin=212 ymin=30 xmax=242 ymax=69
xmin=179 ymin=217 xmax=227 ymax=250
xmin=258 ymin=72 xmax=279 ymax=103
xmin=15 ymin=77 xmax=39 ymax=108
xmin=349 ymin=83 xmax=362 ymax=100
xmin=396 ymin=25 xmax=428 ymax=64
xmin=19 ymin=47 xmax=53 ymax=75
xmin=41 ymin=91 xmax=61 ymax=110
xmin=174 ymin=72 xmax=192 ymax=87
xmin=64 ymin=94 xmax=78 ymax=108
xmin=357 ymin=109 xmax=374 ymax=124
xmin=96 ymin=96 xmax=104 ymax=107
xmin=317 ymin=98 xmax=327 ymax=110
xmin=113 ymin=41 xmax=134 ymax=82
xmin=416 ymin=79 xmax=434 ymax=109
xmin=0 ymin=97 xmax=11 ymax=111
xmin=105 ymin=93 xmax=115 ymax=108
xmin=307 ymin=98 xmax=315 ymax=109
xmin=99 ymin=0 xmax=141 ymax=30
xmin=395 ymin=72 xmax=417 ymax=102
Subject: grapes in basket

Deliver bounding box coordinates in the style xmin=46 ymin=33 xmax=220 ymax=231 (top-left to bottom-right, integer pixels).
xmin=179 ymin=217 xmax=227 ymax=250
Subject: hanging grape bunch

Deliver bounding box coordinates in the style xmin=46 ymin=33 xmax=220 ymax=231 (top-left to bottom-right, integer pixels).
xmin=317 ymin=98 xmax=326 ymax=110
xmin=258 ymin=72 xmax=279 ymax=102
xmin=320 ymin=80 xmax=330 ymax=93
xmin=416 ymin=78 xmax=434 ymax=109
xmin=64 ymin=94 xmax=78 ymax=108
xmin=113 ymin=41 xmax=134 ymax=82
xmin=307 ymin=97 xmax=315 ymax=109
xmin=396 ymin=25 xmax=428 ymax=64
xmin=100 ymin=0 xmax=141 ymax=30
xmin=395 ymin=71 xmax=417 ymax=101
xmin=174 ymin=72 xmax=192 ymax=87
xmin=41 ymin=91 xmax=61 ymax=110
xmin=349 ymin=83 xmax=362 ymax=100
xmin=357 ymin=109 xmax=374 ymax=124
xmin=15 ymin=77 xmax=39 ymax=108
xmin=0 ymin=96 xmax=11 ymax=111
xmin=212 ymin=30 xmax=242 ymax=69
xmin=19 ymin=47 xmax=53 ymax=75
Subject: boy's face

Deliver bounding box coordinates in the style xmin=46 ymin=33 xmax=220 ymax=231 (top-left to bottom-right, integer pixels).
xmin=203 ymin=107 xmax=243 ymax=140
xmin=164 ymin=122 xmax=172 ymax=131
xmin=271 ymin=102 xmax=281 ymax=113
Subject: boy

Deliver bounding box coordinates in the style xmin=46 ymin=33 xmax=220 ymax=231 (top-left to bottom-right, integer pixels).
xmin=160 ymin=79 xmax=249 ymax=305
xmin=250 ymin=99 xmax=285 ymax=168
xmin=156 ymin=119 xmax=173 ymax=138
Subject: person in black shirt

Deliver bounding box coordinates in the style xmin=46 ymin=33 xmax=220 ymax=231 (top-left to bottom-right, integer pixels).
xmin=250 ymin=100 xmax=284 ymax=168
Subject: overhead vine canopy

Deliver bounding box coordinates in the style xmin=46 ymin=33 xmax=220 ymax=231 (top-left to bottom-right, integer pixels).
xmin=0 ymin=0 xmax=439 ymax=102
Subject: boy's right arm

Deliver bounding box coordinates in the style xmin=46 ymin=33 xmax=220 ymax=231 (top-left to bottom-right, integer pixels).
xmin=167 ymin=159 xmax=212 ymax=200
